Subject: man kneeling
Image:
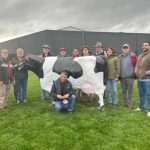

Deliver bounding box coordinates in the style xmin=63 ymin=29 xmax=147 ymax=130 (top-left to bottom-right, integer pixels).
xmin=50 ymin=71 xmax=76 ymax=112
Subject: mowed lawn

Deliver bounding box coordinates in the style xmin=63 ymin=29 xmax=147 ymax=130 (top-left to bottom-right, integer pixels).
xmin=0 ymin=72 xmax=150 ymax=150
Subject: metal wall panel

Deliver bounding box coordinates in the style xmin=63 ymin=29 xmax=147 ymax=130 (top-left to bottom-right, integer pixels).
xmin=135 ymin=33 xmax=150 ymax=55
xmin=45 ymin=30 xmax=84 ymax=55
xmin=15 ymin=31 xmax=46 ymax=55
xmin=84 ymin=32 xmax=136 ymax=54
xmin=1 ymin=30 xmax=150 ymax=56
xmin=0 ymin=39 xmax=18 ymax=54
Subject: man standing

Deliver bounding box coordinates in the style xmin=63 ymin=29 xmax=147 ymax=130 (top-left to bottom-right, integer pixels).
xmin=50 ymin=71 xmax=76 ymax=112
xmin=119 ymin=44 xmax=137 ymax=107
xmin=0 ymin=49 xmax=12 ymax=108
xmin=135 ymin=42 xmax=150 ymax=117
xmin=12 ymin=48 xmax=28 ymax=103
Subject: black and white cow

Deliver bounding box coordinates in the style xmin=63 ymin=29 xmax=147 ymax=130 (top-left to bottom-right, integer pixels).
xmin=25 ymin=54 xmax=108 ymax=108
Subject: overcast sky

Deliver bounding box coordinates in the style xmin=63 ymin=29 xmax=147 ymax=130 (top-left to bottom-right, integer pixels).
xmin=0 ymin=0 xmax=150 ymax=42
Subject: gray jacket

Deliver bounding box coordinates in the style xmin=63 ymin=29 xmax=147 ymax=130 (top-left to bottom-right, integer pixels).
xmin=119 ymin=52 xmax=136 ymax=78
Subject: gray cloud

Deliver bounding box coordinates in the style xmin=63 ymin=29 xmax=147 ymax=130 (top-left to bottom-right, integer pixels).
xmin=0 ymin=0 xmax=150 ymax=42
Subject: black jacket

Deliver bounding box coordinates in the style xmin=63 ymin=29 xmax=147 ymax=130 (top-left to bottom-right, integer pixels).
xmin=0 ymin=58 xmax=12 ymax=84
xmin=50 ymin=78 xmax=74 ymax=101
xmin=11 ymin=57 xmax=28 ymax=80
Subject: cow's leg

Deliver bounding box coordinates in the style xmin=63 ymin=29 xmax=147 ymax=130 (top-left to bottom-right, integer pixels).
xmin=97 ymin=92 xmax=104 ymax=110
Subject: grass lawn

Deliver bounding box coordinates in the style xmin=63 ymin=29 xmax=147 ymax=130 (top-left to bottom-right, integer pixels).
xmin=0 ymin=72 xmax=150 ymax=150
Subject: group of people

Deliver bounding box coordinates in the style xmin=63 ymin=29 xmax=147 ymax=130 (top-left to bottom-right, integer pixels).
xmin=102 ymin=41 xmax=150 ymax=118
xmin=0 ymin=48 xmax=28 ymax=108
xmin=105 ymin=41 xmax=150 ymax=118
xmin=0 ymin=41 xmax=150 ymax=116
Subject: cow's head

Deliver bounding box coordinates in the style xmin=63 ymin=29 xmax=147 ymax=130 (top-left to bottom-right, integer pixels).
xmin=25 ymin=54 xmax=44 ymax=78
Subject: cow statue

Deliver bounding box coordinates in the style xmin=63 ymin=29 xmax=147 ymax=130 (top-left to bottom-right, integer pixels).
xmin=25 ymin=54 xmax=108 ymax=109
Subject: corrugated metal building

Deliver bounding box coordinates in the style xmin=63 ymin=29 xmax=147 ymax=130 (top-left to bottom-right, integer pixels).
xmin=0 ymin=27 xmax=150 ymax=55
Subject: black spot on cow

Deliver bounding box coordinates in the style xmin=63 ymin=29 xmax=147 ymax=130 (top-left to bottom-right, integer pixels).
xmin=94 ymin=55 xmax=108 ymax=85
xmin=52 ymin=57 xmax=83 ymax=79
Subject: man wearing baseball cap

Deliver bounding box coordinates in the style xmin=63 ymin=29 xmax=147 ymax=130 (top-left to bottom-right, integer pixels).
xmin=119 ymin=43 xmax=137 ymax=108
xmin=58 ymin=48 xmax=67 ymax=57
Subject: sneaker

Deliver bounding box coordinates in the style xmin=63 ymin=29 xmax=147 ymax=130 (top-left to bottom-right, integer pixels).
xmin=134 ymin=108 xmax=142 ymax=111
xmin=67 ymin=109 xmax=73 ymax=112
xmin=147 ymin=112 xmax=150 ymax=117
xmin=16 ymin=101 xmax=20 ymax=104
xmin=23 ymin=99 xmax=27 ymax=103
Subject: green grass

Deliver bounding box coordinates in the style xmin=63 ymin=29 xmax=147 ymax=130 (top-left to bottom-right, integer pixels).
xmin=0 ymin=72 xmax=150 ymax=150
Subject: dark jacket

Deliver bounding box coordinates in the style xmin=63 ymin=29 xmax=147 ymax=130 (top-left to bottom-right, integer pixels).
xmin=0 ymin=57 xmax=12 ymax=84
xmin=50 ymin=78 xmax=74 ymax=101
xmin=107 ymin=53 xmax=120 ymax=80
xmin=11 ymin=57 xmax=28 ymax=80
xmin=95 ymin=50 xmax=107 ymax=56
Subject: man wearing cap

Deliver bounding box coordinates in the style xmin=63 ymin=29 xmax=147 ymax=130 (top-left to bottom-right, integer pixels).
xmin=50 ymin=71 xmax=76 ymax=112
xmin=58 ymin=48 xmax=67 ymax=57
xmin=0 ymin=49 xmax=13 ymax=108
xmin=135 ymin=42 xmax=150 ymax=117
xmin=40 ymin=44 xmax=53 ymax=100
xmin=41 ymin=44 xmax=53 ymax=57
xmin=94 ymin=41 xmax=107 ymax=56
xmin=119 ymin=44 xmax=137 ymax=107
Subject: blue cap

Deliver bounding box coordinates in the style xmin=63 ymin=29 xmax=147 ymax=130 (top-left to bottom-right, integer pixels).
xmin=42 ymin=44 xmax=50 ymax=49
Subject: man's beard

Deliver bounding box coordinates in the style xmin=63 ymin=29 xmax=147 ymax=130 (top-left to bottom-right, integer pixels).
xmin=142 ymin=48 xmax=149 ymax=53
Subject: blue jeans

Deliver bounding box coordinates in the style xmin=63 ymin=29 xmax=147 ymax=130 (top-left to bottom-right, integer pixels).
xmin=41 ymin=89 xmax=51 ymax=100
xmin=138 ymin=80 xmax=150 ymax=112
xmin=54 ymin=95 xmax=76 ymax=112
xmin=107 ymin=80 xmax=118 ymax=105
xmin=15 ymin=78 xmax=28 ymax=101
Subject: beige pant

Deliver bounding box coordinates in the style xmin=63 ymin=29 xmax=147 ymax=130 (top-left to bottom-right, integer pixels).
xmin=0 ymin=81 xmax=11 ymax=108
